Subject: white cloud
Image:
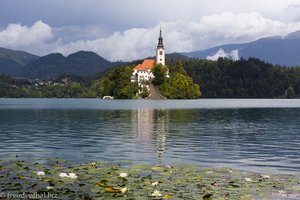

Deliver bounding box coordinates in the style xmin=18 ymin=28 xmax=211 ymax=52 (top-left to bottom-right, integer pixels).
xmin=53 ymin=25 xmax=110 ymax=43
xmin=54 ymin=12 xmax=300 ymax=61
xmin=1 ymin=11 xmax=300 ymax=61
xmin=230 ymin=50 xmax=240 ymax=61
xmin=206 ymin=49 xmax=228 ymax=61
xmin=52 ymin=27 xmax=158 ymax=61
xmin=206 ymin=49 xmax=240 ymax=61
xmin=2 ymin=0 xmax=298 ymax=30
xmin=0 ymin=21 xmax=53 ymax=50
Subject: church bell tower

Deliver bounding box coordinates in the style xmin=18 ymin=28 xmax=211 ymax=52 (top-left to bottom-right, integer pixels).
xmin=156 ymin=28 xmax=165 ymax=66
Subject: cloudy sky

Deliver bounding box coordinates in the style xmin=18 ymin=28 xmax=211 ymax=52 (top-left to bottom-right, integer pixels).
xmin=1 ymin=0 xmax=300 ymax=61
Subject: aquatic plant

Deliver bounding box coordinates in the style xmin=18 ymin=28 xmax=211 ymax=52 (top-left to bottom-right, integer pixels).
xmin=0 ymin=158 xmax=300 ymax=199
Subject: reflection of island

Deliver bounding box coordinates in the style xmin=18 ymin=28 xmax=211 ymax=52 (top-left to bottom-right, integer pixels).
xmin=132 ymin=109 xmax=168 ymax=160
xmin=132 ymin=109 xmax=154 ymax=145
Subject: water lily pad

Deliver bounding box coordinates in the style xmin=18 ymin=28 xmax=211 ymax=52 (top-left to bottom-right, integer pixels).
xmin=104 ymin=187 xmax=121 ymax=193
xmin=203 ymin=193 xmax=213 ymax=199
xmin=1 ymin=158 xmax=300 ymax=199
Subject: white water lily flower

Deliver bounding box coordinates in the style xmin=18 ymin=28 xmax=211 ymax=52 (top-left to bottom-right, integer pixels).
xmin=279 ymin=190 xmax=287 ymax=194
xmin=151 ymin=190 xmax=162 ymax=197
xmin=244 ymin=177 xmax=253 ymax=182
xmin=46 ymin=186 xmax=53 ymax=190
xmin=262 ymin=175 xmax=270 ymax=179
xmin=121 ymin=187 xmax=127 ymax=194
xmin=36 ymin=171 xmax=45 ymax=176
xmin=59 ymin=172 xmax=78 ymax=179
xmin=91 ymin=162 xmax=97 ymax=167
xmin=68 ymin=173 xmax=78 ymax=179
xmin=151 ymin=181 xmax=159 ymax=186
xmin=119 ymin=172 xmax=128 ymax=178
xmin=164 ymin=164 xmax=172 ymax=169
xmin=59 ymin=172 xmax=69 ymax=178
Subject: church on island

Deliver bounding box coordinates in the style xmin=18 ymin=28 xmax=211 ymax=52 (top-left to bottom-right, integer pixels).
xmin=131 ymin=29 xmax=169 ymax=91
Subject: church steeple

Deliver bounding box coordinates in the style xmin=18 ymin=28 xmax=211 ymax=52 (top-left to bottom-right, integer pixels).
xmin=156 ymin=28 xmax=165 ymax=65
xmin=157 ymin=28 xmax=164 ymax=49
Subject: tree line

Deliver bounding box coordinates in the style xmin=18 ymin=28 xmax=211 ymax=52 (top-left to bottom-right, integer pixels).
xmin=1 ymin=57 xmax=300 ymax=98
xmin=167 ymin=57 xmax=300 ymax=98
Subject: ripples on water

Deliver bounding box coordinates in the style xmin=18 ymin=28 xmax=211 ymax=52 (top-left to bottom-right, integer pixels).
xmin=0 ymin=99 xmax=300 ymax=174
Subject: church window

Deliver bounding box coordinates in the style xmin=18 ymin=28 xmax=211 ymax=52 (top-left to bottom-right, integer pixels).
xmin=159 ymin=51 xmax=163 ymax=55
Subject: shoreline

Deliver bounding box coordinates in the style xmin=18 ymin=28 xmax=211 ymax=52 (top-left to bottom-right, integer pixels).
xmin=1 ymin=158 xmax=300 ymax=199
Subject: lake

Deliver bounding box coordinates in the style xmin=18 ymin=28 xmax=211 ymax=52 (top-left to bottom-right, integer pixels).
xmin=1 ymin=99 xmax=300 ymax=174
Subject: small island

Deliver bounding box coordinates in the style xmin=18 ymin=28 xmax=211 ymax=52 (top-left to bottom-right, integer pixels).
xmin=96 ymin=29 xmax=201 ymax=100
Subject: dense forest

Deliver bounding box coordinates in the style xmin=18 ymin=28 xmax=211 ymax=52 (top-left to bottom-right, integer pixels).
xmin=167 ymin=57 xmax=300 ymax=98
xmin=0 ymin=57 xmax=299 ymax=98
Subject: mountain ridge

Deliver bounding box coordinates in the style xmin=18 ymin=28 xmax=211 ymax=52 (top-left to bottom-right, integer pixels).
xmin=0 ymin=47 xmax=39 ymax=76
xmin=183 ymin=30 xmax=300 ymax=67
xmin=22 ymin=51 xmax=120 ymax=78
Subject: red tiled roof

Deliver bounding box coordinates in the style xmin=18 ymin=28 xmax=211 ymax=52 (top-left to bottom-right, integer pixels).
xmin=134 ymin=59 xmax=155 ymax=71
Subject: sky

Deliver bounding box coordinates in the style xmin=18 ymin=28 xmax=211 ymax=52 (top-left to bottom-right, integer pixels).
xmin=1 ymin=0 xmax=300 ymax=61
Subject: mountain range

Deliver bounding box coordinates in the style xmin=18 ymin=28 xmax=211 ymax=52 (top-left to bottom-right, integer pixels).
xmin=0 ymin=48 xmax=189 ymax=79
xmin=1 ymin=30 xmax=300 ymax=79
xmin=22 ymin=51 xmax=121 ymax=78
xmin=183 ymin=31 xmax=300 ymax=67
xmin=0 ymin=48 xmax=121 ymax=78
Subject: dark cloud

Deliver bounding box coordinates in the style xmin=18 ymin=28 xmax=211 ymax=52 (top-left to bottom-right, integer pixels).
xmin=1 ymin=0 xmax=297 ymax=30
xmin=1 ymin=0 xmax=300 ymax=60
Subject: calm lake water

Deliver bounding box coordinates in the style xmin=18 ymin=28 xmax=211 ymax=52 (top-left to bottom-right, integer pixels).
xmin=1 ymin=99 xmax=300 ymax=174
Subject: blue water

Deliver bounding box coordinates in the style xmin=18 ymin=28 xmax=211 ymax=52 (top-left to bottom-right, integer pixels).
xmin=1 ymin=99 xmax=300 ymax=174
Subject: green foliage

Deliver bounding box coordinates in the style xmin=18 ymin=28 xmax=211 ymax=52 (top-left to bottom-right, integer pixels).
xmin=152 ymin=64 xmax=168 ymax=86
xmin=168 ymin=60 xmax=187 ymax=75
xmin=2 ymin=56 xmax=300 ymax=99
xmin=0 ymin=74 xmax=38 ymax=98
xmin=160 ymin=73 xmax=201 ymax=99
xmin=140 ymin=86 xmax=150 ymax=98
xmin=37 ymin=83 xmax=95 ymax=98
xmin=167 ymin=57 xmax=300 ymax=98
xmin=154 ymin=61 xmax=200 ymax=99
xmin=93 ymin=66 xmax=138 ymax=99
xmin=0 ymin=74 xmax=96 ymax=98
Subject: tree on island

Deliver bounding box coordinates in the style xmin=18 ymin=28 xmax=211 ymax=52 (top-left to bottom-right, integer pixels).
xmin=160 ymin=73 xmax=201 ymax=99
xmin=151 ymin=63 xmax=201 ymax=99
xmin=152 ymin=64 xmax=168 ymax=86
xmin=93 ymin=66 xmax=139 ymax=99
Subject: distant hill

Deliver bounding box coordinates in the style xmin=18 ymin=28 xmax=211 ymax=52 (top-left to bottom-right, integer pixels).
xmin=0 ymin=47 xmax=39 ymax=76
xmin=145 ymin=53 xmax=190 ymax=62
xmin=166 ymin=53 xmax=190 ymax=61
xmin=183 ymin=30 xmax=300 ymax=67
xmin=22 ymin=51 xmax=121 ymax=78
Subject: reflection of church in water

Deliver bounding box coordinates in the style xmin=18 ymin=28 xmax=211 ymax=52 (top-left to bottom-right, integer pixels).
xmin=132 ymin=109 xmax=168 ymax=160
